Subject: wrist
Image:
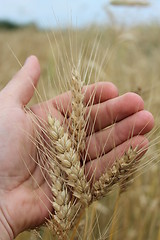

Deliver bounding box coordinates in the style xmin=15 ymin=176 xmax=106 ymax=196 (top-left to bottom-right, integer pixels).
xmin=0 ymin=205 xmax=14 ymax=240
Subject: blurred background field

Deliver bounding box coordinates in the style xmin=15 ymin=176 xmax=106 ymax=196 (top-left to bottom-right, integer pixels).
xmin=0 ymin=1 xmax=160 ymax=239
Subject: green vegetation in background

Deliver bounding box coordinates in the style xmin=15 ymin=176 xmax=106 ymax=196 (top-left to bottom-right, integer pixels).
xmin=0 ymin=20 xmax=37 ymax=30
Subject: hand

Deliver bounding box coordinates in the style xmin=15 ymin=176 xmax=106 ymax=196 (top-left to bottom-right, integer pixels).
xmin=0 ymin=56 xmax=154 ymax=239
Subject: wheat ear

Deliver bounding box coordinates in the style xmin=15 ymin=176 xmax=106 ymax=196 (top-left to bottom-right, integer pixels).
xmin=47 ymin=115 xmax=81 ymax=237
xmin=118 ymin=146 xmax=139 ymax=193
xmin=92 ymin=147 xmax=138 ymax=200
xmin=69 ymin=66 xmax=86 ymax=153
xmin=48 ymin=115 xmax=91 ymax=206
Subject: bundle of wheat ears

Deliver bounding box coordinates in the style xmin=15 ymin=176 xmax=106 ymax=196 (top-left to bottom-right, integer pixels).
xmin=36 ymin=65 xmax=139 ymax=239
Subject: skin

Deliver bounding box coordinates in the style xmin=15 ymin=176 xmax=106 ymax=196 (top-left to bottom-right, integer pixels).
xmin=0 ymin=56 xmax=154 ymax=239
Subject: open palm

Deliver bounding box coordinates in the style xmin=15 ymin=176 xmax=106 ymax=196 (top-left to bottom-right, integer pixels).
xmin=0 ymin=56 xmax=154 ymax=239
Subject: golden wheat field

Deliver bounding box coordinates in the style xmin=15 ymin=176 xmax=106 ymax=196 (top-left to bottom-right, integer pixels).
xmin=0 ymin=22 xmax=160 ymax=240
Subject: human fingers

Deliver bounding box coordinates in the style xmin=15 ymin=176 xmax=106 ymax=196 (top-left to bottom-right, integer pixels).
xmin=86 ymin=92 xmax=144 ymax=134
xmin=86 ymin=110 xmax=154 ymax=161
xmin=31 ymin=81 xmax=118 ymax=123
xmin=41 ymin=82 xmax=118 ymax=116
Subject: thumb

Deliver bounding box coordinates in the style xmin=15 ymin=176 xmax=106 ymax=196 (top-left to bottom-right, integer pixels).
xmin=2 ymin=55 xmax=41 ymax=106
